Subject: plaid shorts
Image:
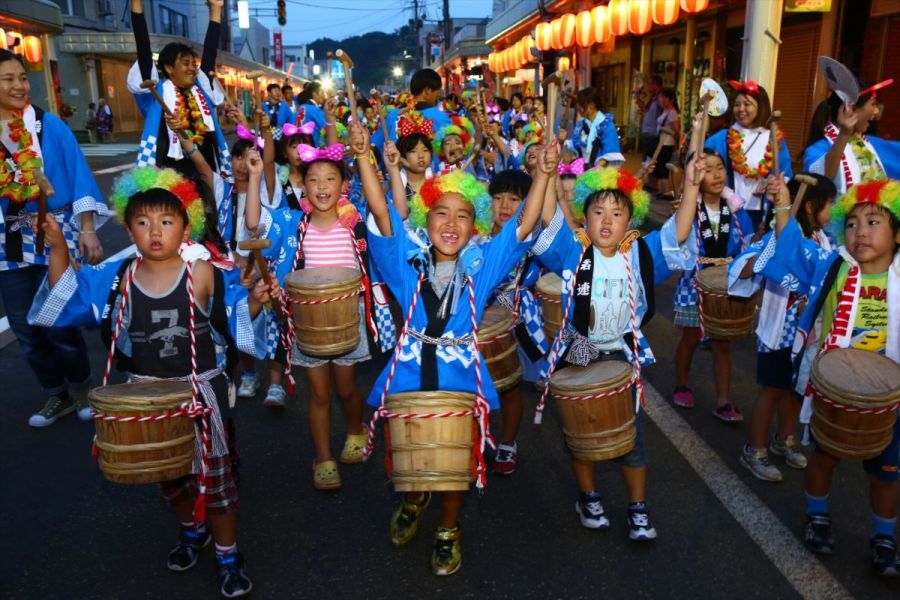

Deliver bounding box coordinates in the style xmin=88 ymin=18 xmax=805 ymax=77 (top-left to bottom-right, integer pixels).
xmin=673 ymin=304 xmax=701 ymax=328
xmin=158 ymin=454 xmax=239 ymax=515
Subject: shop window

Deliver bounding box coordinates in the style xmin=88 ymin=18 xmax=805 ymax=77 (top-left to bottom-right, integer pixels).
xmin=51 ymin=0 xmax=86 ymax=17
xmin=161 ymin=6 xmax=189 ymax=38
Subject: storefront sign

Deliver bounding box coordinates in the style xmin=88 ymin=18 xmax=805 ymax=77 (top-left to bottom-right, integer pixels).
xmin=785 ymin=0 xmax=832 ymax=12
xmin=273 ymin=31 xmax=283 ymax=70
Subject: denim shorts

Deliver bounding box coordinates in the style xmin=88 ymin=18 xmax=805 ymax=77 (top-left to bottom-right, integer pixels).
xmin=289 ymin=302 xmax=371 ymax=368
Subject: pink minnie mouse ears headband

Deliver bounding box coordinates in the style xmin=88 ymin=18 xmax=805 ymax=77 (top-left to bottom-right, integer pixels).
xmin=296 ymin=143 xmax=344 ymax=163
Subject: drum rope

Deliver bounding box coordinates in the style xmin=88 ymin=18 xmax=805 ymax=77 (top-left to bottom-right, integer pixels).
xmin=810 ymin=384 xmax=900 ymax=415
xmin=101 ymin=257 xmax=140 ymax=387
xmin=622 ymin=247 xmax=646 ymax=409
xmin=467 ymin=276 xmax=496 ymax=489
xmin=288 ymin=289 xmax=361 ymax=305
xmin=552 ymin=378 xmax=635 ymax=402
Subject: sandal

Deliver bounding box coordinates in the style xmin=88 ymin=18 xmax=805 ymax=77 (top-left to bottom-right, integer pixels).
xmin=339 ymin=426 xmax=369 ymax=464
xmin=312 ymin=459 xmax=342 ymax=491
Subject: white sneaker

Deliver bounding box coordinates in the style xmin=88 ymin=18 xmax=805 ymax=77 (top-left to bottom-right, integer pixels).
xmin=237 ymin=373 xmax=260 ymax=399
xmin=770 ymin=435 xmax=808 ymax=469
xmin=263 ymin=384 xmax=287 ymax=407
xmin=28 ymin=396 xmax=75 ymax=427
xmin=71 ymin=386 xmax=93 ymax=421
xmin=739 ymin=445 xmax=783 ymax=482
xmin=575 ymin=493 xmax=610 ymax=530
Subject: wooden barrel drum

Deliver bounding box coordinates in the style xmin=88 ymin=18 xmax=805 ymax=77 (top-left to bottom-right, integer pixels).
xmin=536 ymin=272 xmax=563 ymax=344
xmin=810 ymin=348 xmax=900 ymax=461
xmin=90 ymin=381 xmax=196 ymax=484
xmin=550 ymin=360 xmax=636 ymax=461
xmin=477 ymin=305 xmax=522 ymax=393
xmin=285 ymin=267 xmax=362 ymax=356
xmin=696 ymin=265 xmax=758 ymax=340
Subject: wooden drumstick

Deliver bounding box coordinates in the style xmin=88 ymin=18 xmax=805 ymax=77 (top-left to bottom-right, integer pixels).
xmin=369 ymin=89 xmax=391 ymax=141
xmin=766 ymin=110 xmax=783 ymax=181
xmin=33 ymin=169 xmax=54 ymax=256
xmin=244 ymin=70 xmax=265 ymax=134
xmin=140 ymin=80 xmax=190 ymax=140
xmin=542 ymin=70 xmax=562 ymax=146
xmin=335 ymin=49 xmax=358 ymax=124
xmin=790 ymin=173 xmax=819 ymax=217
xmin=238 ymin=239 xmax=284 ymax=319
xmin=666 ymin=162 xmax=682 ymax=199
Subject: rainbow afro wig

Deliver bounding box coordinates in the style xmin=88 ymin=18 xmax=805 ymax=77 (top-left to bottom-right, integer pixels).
xmin=409 ymin=169 xmax=493 ymax=236
xmin=831 ymin=179 xmax=900 ymax=244
xmin=109 ymin=166 xmax=205 ymax=240
xmin=572 ymin=166 xmax=650 ymax=227
xmin=433 ymin=115 xmax=475 ymax=157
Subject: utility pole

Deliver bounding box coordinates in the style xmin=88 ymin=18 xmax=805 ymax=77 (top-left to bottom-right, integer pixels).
xmin=442 ymin=0 xmax=451 ymax=51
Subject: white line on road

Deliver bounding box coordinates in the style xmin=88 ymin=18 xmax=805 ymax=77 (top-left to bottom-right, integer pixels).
xmin=92 ymin=163 xmax=134 ymax=176
xmin=642 ymin=382 xmax=853 ymax=600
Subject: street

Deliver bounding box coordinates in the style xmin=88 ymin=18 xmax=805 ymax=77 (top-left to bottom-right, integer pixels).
xmin=0 ymin=162 xmax=895 ymax=600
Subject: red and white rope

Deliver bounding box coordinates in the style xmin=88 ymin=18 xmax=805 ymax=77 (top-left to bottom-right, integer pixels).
xmin=467 ymin=276 xmax=495 ymax=488
xmin=102 ymin=258 xmax=140 ymax=386
xmin=811 ymin=385 xmax=899 ymax=416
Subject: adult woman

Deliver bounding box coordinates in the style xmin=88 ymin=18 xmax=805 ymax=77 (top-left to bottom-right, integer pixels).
xmin=704 ymin=80 xmax=792 ymax=232
xmin=127 ymin=0 xmax=229 ymax=180
xmin=653 ymin=89 xmax=680 ymax=198
xmin=96 ymin=99 xmax=113 ymax=143
xmin=0 ymin=49 xmax=109 ymax=426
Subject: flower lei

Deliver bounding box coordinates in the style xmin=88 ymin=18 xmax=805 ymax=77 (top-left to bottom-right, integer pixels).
xmin=174 ymin=89 xmax=208 ymax=145
xmin=0 ymin=112 xmax=43 ymax=203
xmin=848 ymin=135 xmax=885 ymax=182
xmin=726 ymin=127 xmax=784 ymax=179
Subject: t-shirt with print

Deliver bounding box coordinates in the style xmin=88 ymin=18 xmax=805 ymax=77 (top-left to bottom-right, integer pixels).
xmin=588 ymin=247 xmax=630 ymax=352
xmin=820 ymin=263 xmax=888 ymax=354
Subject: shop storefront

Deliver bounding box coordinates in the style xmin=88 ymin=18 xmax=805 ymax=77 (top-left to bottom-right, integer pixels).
xmin=0 ymin=0 xmax=64 ymax=116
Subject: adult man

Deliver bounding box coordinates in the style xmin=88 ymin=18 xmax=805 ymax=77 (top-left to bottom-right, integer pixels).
xmin=637 ymin=74 xmax=663 ymax=177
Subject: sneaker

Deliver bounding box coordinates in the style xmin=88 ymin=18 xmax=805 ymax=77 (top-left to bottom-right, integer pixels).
xmin=237 ymin=372 xmax=259 ymax=399
xmin=431 ymin=526 xmax=462 ymax=576
xmin=390 ymin=492 xmax=431 ymax=546
xmin=492 ymin=442 xmax=518 ymax=475
xmin=740 ymin=445 xmax=783 ymax=482
xmin=167 ymin=526 xmax=211 ymax=572
xmin=71 ymin=386 xmax=93 ymax=421
xmin=803 ymin=513 xmax=835 ymax=555
xmin=770 ymin=434 xmax=807 ymax=469
xmin=871 ymin=535 xmax=900 ymax=577
xmin=575 ymin=492 xmax=610 ymax=530
xmin=262 ymin=383 xmax=287 ymax=407
xmin=28 ymin=395 xmax=75 ymax=427
xmin=713 ymin=403 xmax=744 ymax=423
xmin=217 ymin=551 xmax=253 ymax=598
xmin=627 ymin=503 xmax=658 ymax=541
xmin=672 ymin=386 xmax=695 ymax=408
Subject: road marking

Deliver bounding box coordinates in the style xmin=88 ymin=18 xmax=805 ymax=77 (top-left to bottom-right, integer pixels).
xmin=93 ymin=163 xmax=134 ymax=176
xmin=642 ymin=382 xmax=853 ymax=600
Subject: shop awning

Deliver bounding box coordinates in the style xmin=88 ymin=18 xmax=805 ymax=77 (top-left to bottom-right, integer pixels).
xmin=0 ymin=0 xmax=64 ymax=34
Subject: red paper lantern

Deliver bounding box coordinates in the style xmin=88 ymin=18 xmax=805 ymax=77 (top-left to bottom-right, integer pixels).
xmin=575 ymin=10 xmax=595 ymax=47
xmin=629 ymin=0 xmax=653 ymax=35
xmin=591 ymin=5 xmax=612 ymax=44
xmin=680 ymin=0 xmax=709 ymax=13
xmin=609 ymin=0 xmax=630 ymax=37
xmin=23 ymin=35 xmax=42 ymax=64
xmin=652 ymin=0 xmax=680 ymax=25
xmin=535 ymin=22 xmax=553 ymax=52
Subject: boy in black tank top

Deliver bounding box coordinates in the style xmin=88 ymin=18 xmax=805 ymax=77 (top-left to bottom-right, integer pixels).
xmin=33 ymin=166 xmax=276 ymax=598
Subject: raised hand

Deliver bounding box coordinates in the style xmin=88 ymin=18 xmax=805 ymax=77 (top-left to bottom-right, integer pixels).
xmin=258 ymin=112 xmax=271 ymax=131
xmin=836 ymin=103 xmax=859 ymax=136
xmin=324 ymin=97 xmax=338 ymax=117
xmin=538 ymin=141 xmax=560 ymax=175
xmin=383 ymin=140 xmax=401 ymax=171
xmin=348 ymin=121 xmax=370 ymax=156
xmin=247 ymin=149 xmax=263 ymax=177
xmin=36 ymin=213 xmax=66 ymax=250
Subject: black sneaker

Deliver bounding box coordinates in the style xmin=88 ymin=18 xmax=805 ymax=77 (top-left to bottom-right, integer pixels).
xmin=575 ymin=492 xmax=610 ymax=530
xmin=871 ymin=535 xmax=900 ymax=577
xmin=167 ymin=526 xmax=211 ymax=572
xmin=627 ymin=502 xmax=658 ymax=541
xmin=217 ymin=551 xmax=253 ymax=598
xmin=803 ymin=513 xmax=834 ymax=555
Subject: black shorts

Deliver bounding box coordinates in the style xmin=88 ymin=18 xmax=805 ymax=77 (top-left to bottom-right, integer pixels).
xmin=756 ymin=347 xmax=794 ymax=390
xmin=640 ymin=134 xmax=659 ymax=159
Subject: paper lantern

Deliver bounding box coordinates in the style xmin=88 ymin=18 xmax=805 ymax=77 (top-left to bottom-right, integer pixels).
xmin=590 ymin=5 xmax=612 ymax=44
xmin=575 ymin=10 xmax=595 ymax=47
xmin=559 ymin=14 xmax=576 ymax=48
xmin=608 ymin=0 xmax=630 ymax=37
xmin=680 ymin=0 xmax=709 ymax=13
xmin=536 ymin=22 xmax=553 ymax=52
xmin=629 ymin=0 xmax=653 ymax=35
xmin=518 ymin=38 xmax=528 ymax=64
xmin=559 ymin=56 xmax=571 ymax=71
xmin=0 ymin=29 xmax=6 ymax=51
xmin=652 ymin=0 xmax=680 ymax=25
xmin=523 ymin=36 xmax=535 ymax=63
xmin=23 ymin=35 xmax=44 ymax=64
xmin=8 ymin=31 xmax=23 ymax=56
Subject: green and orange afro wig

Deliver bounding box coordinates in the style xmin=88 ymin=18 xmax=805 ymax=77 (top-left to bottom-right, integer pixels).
xmin=573 ymin=166 xmax=650 ymax=227
xmin=109 ymin=166 xmax=205 ymax=240
xmin=433 ymin=115 xmax=475 ymax=157
xmin=832 ymin=179 xmax=900 ymax=244
xmin=409 ymin=169 xmax=493 ymax=236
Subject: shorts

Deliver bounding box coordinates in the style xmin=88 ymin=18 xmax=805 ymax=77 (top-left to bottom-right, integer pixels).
xmin=652 ymin=146 xmax=675 ymax=179
xmin=290 ymin=302 xmax=371 ymax=368
xmin=159 ymin=454 xmax=239 ymax=514
xmin=757 ymin=347 xmax=794 ymax=390
xmin=673 ymin=304 xmax=700 ymax=328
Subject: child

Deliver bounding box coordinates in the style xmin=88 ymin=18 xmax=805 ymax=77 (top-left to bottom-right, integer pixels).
xmin=433 ymin=115 xmax=476 ymax=173
xmin=29 ymin=167 xmax=273 ymax=597
xmin=754 ymin=178 xmax=900 ymax=576
xmin=530 ymin=152 xmax=700 ymax=540
xmin=672 ymin=150 xmax=753 ymax=422
xmin=244 ymin=138 xmax=374 ymax=491
xmin=518 ymin=122 xmax=544 ymax=178
xmin=557 ymin=155 xmax=585 ymax=229
xmin=353 ymin=121 xmax=558 ymax=575
xmin=729 ymin=173 xmax=836 ymax=482
xmin=384 ymin=110 xmax=435 ymax=218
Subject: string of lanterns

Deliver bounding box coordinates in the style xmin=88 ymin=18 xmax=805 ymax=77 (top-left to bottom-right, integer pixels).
xmin=0 ymin=29 xmax=44 ymax=70
xmin=487 ymin=0 xmax=709 ymax=73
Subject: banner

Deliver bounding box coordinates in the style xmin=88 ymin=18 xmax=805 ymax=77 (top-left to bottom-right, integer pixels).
xmin=273 ymin=31 xmax=283 ymax=70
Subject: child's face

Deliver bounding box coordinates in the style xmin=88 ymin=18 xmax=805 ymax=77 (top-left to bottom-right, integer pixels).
xmin=304 ymin=161 xmax=344 ymax=213
xmin=584 ymin=195 xmax=631 ymax=257
xmin=844 ymin=204 xmax=900 ymax=267
xmin=286 ymin=141 xmax=301 ymax=167
xmin=534 ymin=99 xmax=545 ymax=114
xmin=524 ymin=145 xmax=539 ymax=170
xmin=232 ymin=150 xmax=250 ymax=181
xmin=559 ymin=177 xmax=576 ymax=207
xmin=365 ymin=106 xmax=375 ymax=120
xmin=427 ymin=192 xmax=475 ymax=261
xmin=402 ymin=140 xmax=432 ymax=174
xmin=442 ymin=135 xmax=465 ymax=164
xmin=852 ymin=97 xmax=880 ymax=134
xmin=512 ymin=96 xmax=522 ymax=109
xmin=700 ymin=156 xmax=727 ymax=196
xmin=127 ymin=206 xmax=189 ymax=260
xmin=805 ymin=198 xmax=834 ymax=229
xmin=492 ymin=191 xmax=522 ymax=228
xmin=732 ymin=94 xmax=759 ymax=128
xmin=523 ymin=98 xmax=534 ymax=111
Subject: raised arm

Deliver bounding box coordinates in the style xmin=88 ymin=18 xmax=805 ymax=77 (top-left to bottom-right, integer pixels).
xmin=258 ymin=111 xmax=276 ymax=201
xmin=542 ymin=164 xmax=559 ymax=227
xmin=323 ymin=97 xmax=340 ymax=148
xmin=383 ymin=140 xmax=409 ymax=218
xmin=130 ymin=0 xmax=153 ymax=81
xmin=674 ymin=153 xmax=702 ymax=244
xmin=244 ymin=149 xmax=264 ymax=232
xmin=823 ymin=104 xmax=856 ymax=180
xmin=519 ymin=142 xmax=559 ymax=240
xmin=200 ymin=1 xmax=223 ymax=78
xmin=349 ymin=122 xmax=392 ymax=235
xmin=165 ymin=111 xmax=215 ymax=190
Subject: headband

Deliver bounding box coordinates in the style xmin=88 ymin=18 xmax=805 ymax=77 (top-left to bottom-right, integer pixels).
xmin=397 ymin=110 xmax=435 ymax=140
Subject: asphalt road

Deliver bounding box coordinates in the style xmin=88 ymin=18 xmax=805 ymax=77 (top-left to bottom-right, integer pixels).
xmin=0 ymin=163 xmax=896 ymax=599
